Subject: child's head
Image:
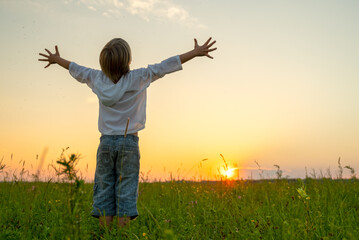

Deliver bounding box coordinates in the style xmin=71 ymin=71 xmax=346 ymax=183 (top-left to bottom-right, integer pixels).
xmin=99 ymin=38 xmax=132 ymax=83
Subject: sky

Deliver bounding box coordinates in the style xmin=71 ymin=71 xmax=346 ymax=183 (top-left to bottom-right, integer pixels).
xmin=1 ymin=0 xmax=359 ymax=181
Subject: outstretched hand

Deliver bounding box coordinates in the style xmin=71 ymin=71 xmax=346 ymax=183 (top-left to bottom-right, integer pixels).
xmin=38 ymin=45 xmax=70 ymax=70
xmin=194 ymin=37 xmax=217 ymax=59
xmin=179 ymin=37 xmax=217 ymax=64
xmin=38 ymin=46 xmax=60 ymax=68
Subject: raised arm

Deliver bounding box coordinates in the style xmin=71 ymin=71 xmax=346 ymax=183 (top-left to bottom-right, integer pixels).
xmin=179 ymin=37 xmax=217 ymax=64
xmin=38 ymin=45 xmax=70 ymax=70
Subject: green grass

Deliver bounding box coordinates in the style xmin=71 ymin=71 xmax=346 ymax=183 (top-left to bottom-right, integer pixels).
xmin=1 ymin=178 xmax=358 ymax=239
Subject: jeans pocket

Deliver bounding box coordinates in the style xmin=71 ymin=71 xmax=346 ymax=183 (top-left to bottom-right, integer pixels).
xmin=97 ymin=146 xmax=113 ymax=173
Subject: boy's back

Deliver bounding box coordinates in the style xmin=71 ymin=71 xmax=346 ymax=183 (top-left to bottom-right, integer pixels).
xmin=69 ymin=55 xmax=182 ymax=135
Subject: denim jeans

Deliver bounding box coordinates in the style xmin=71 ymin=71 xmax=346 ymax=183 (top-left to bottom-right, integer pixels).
xmin=92 ymin=134 xmax=140 ymax=219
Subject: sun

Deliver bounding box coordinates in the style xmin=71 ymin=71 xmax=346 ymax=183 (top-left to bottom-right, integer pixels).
xmin=224 ymin=168 xmax=238 ymax=179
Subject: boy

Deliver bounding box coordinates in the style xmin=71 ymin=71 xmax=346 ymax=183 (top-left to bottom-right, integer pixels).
xmin=38 ymin=37 xmax=217 ymax=228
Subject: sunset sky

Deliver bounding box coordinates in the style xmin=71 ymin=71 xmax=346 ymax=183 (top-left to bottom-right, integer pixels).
xmin=1 ymin=0 xmax=359 ymax=181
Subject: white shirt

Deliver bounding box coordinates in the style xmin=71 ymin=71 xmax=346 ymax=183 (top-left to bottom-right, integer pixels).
xmin=69 ymin=55 xmax=182 ymax=135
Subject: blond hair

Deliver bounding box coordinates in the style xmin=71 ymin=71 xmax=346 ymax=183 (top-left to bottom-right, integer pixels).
xmin=99 ymin=38 xmax=132 ymax=83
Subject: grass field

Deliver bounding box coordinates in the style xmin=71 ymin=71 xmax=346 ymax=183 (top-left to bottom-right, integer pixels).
xmin=1 ymin=154 xmax=358 ymax=239
xmin=1 ymin=178 xmax=359 ymax=239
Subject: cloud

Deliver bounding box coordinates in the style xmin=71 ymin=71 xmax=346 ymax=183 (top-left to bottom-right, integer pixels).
xmin=73 ymin=0 xmax=206 ymax=28
xmin=166 ymin=6 xmax=189 ymax=21
xmin=126 ymin=0 xmax=157 ymax=15
xmin=87 ymin=5 xmax=96 ymax=11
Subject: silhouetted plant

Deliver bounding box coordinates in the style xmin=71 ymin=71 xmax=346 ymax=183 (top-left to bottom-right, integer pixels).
xmin=337 ymin=157 xmax=343 ymax=179
xmin=254 ymin=160 xmax=264 ymax=179
xmin=52 ymin=147 xmax=81 ymax=183
xmin=51 ymin=148 xmax=85 ymax=239
xmin=274 ymin=164 xmax=282 ymax=179
xmin=0 ymin=157 xmax=5 ymax=173
xmin=344 ymin=165 xmax=356 ymax=179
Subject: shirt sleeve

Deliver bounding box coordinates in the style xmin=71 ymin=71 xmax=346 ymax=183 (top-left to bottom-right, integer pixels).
xmin=68 ymin=62 xmax=101 ymax=89
xmin=143 ymin=55 xmax=183 ymax=83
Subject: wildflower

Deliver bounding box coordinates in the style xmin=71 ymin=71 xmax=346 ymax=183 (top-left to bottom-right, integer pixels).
xmin=238 ymin=195 xmax=242 ymax=199
xmin=297 ymin=187 xmax=310 ymax=200
xmin=142 ymin=233 xmax=146 ymax=237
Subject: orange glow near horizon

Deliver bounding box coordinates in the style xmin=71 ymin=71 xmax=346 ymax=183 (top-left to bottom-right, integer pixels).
xmin=224 ymin=168 xmax=238 ymax=179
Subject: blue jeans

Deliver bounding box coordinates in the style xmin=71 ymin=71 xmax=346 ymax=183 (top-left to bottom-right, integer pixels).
xmin=92 ymin=135 xmax=140 ymax=219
